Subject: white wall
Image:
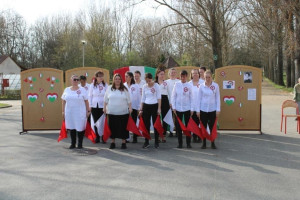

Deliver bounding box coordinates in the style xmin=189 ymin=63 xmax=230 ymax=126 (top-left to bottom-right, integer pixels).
xmin=0 ymin=57 xmax=21 ymax=74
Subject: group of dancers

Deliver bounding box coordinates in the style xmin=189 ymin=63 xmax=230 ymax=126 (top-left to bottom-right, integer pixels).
xmin=61 ymin=67 xmax=220 ymax=150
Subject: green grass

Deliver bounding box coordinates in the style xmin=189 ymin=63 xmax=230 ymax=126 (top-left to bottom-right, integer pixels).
xmin=264 ymin=77 xmax=293 ymax=93
xmin=0 ymin=103 xmax=11 ymax=108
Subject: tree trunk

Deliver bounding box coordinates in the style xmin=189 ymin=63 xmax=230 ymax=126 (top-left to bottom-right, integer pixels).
xmin=277 ymin=22 xmax=284 ymax=86
xmin=210 ymin=7 xmax=223 ymax=70
xmin=291 ymin=54 xmax=295 ymax=84
xmin=295 ymin=14 xmax=300 ymax=82
xmin=286 ymin=56 xmax=292 ymax=87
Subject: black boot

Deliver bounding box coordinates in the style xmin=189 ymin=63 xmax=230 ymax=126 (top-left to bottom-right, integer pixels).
xmin=77 ymin=131 xmax=84 ymax=149
xmin=187 ymin=136 xmax=192 ymax=148
xmin=121 ymin=143 xmax=127 ymax=149
xmin=192 ymin=134 xmax=197 ymax=143
xmin=101 ymin=136 xmax=106 ymax=144
xmin=132 ymin=135 xmax=138 ymax=143
xmin=211 ymin=141 xmax=217 ymax=149
xmin=69 ymin=130 xmax=76 ymax=149
xmin=95 ymin=134 xmax=100 ymax=143
xmin=201 ymin=139 xmax=206 ymax=149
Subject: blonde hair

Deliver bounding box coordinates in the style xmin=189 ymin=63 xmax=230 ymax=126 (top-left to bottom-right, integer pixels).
xmin=204 ymin=70 xmax=212 ymax=76
xmin=71 ymin=75 xmax=79 ymax=80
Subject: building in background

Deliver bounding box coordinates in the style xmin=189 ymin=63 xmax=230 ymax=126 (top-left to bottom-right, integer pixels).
xmin=0 ymin=55 xmax=24 ymax=93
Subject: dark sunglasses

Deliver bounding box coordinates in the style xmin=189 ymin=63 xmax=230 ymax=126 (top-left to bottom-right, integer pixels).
xmin=73 ymin=79 xmax=80 ymax=81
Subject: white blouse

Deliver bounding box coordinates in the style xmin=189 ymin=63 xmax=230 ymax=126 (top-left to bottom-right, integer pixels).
xmin=79 ymin=83 xmax=90 ymax=92
xmin=136 ymin=79 xmax=146 ymax=96
xmin=88 ymin=83 xmax=107 ymax=108
xmin=189 ymin=80 xmax=202 ymax=111
xmin=196 ymin=82 xmax=220 ymax=112
xmin=158 ymin=81 xmax=169 ymax=96
xmin=141 ymin=83 xmax=161 ymax=104
xmin=171 ymin=81 xmax=193 ymax=112
xmin=61 ymin=87 xmax=88 ymax=131
xmin=104 ymin=86 xmax=131 ymax=115
xmin=166 ymin=78 xmax=180 ymax=103
xmin=124 ymin=83 xmax=141 ymax=110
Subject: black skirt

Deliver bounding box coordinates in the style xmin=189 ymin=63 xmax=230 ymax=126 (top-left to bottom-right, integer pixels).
xmin=108 ymin=114 xmax=129 ymax=139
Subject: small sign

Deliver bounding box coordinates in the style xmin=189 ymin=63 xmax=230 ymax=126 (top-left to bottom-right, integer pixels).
xmin=223 ymin=80 xmax=235 ymax=89
xmin=248 ymin=88 xmax=256 ymax=100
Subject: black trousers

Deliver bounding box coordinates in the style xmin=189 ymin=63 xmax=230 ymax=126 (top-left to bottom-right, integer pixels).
xmin=192 ymin=112 xmax=200 ymax=140
xmin=131 ymin=109 xmax=138 ymax=140
xmin=161 ymin=95 xmax=170 ymax=134
xmin=142 ymin=103 xmax=159 ymax=144
xmin=69 ymin=129 xmax=84 ymax=147
xmin=200 ymin=110 xmax=216 ymax=141
xmin=176 ymin=110 xmax=191 ymax=145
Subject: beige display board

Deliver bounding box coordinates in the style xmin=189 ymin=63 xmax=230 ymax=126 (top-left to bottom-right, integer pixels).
xmin=65 ymin=67 xmax=110 ymax=86
xmin=20 ymin=68 xmax=64 ymax=132
xmin=215 ymin=65 xmax=262 ymax=132
xmin=165 ymin=66 xmax=199 ymax=81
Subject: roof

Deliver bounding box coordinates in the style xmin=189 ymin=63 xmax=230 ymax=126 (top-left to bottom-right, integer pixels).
xmin=162 ymin=56 xmax=180 ymax=69
xmin=0 ymin=55 xmax=8 ymax=65
xmin=0 ymin=55 xmax=26 ymax=71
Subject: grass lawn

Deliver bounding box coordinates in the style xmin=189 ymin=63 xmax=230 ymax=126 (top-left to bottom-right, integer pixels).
xmin=0 ymin=103 xmax=11 ymax=108
xmin=264 ymin=77 xmax=294 ymax=93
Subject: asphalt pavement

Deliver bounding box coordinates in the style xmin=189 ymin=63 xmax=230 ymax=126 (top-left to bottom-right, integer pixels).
xmin=0 ymin=80 xmax=299 ymax=200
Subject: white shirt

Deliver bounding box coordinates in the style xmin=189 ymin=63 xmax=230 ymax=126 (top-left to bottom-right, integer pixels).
xmin=199 ymin=78 xmax=205 ymax=84
xmin=171 ymin=81 xmax=193 ymax=112
xmin=166 ymin=78 xmax=180 ymax=103
xmin=136 ymin=79 xmax=146 ymax=96
xmin=141 ymin=83 xmax=161 ymax=104
xmin=158 ymin=81 xmax=169 ymax=95
xmin=189 ymin=80 xmax=202 ymax=111
xmin=104 ymin=86 xmax=131 ymax=115
xmin=124 ymin=83 xmax=141 ymax=110
xmin=88 ymin=83 xmax=107 ymax=108
xmin=196 ymin=82 xmax=220 ymax=112
xmin=61 ymin=87 xmax=88 ymax=131
xmin=79 ymin=83 xmax=90 ymax=92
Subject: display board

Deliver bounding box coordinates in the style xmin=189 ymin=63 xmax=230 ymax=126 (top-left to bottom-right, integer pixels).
xmin=215 ymin=65 xmax=262 ymax=132
xmin=65 ymin=67 xmax=110 ymax=86
xmin=20 ymin=68 xmax=64 ymax=131
xmin=165 ymin=66 xmax=199 ymax=81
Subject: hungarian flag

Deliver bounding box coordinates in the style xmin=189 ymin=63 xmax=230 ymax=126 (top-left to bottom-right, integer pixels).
xmin=127 ymin=116 xmax=142 ymax=136
xmin=85 ymin=121 xmax=97 ymax=143
xmin=113 ymin=66 xmax=156 ymax=82
xmin=102 ymin=117 xmax=112 ymax=142
xmin=163 ymin=109 xmax=175 ymax=132
xmin=199 ymin=118 xmax=218 ymax=141
xmin=186 ymin=117 xmax=204 ymax=140
xmin=154 ymin=115 xmax=165 ymax=139
xmin=176 ymin=116 xmax=191 ymax=137
xmin=58 ymin=120 xmax=67 ymax=142
xmin=138 ymin=116 xmax=151 ymax=140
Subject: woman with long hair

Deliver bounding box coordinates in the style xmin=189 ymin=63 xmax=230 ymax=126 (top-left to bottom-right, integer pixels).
xmin=165 ymin=68 xmax=180 ymax=137
xmin=189 ymin=69 xmax=203 ymax=143
xmin=62 ymin=75 xmax=90 ymax=149
xmin=88 ymin=71 xmax=107 ymax=143
xmin=104 ymin=73 xmax=132 ymax=149
xmin=155 ymin=67 xmax=169 ymax=142
xmin=124 ymin=71 xmax=141 ymax=143
xmin=196 ymin=70 xmax=220 ymax=149
xmin=139 ymin=73 xmax=161 ymax=149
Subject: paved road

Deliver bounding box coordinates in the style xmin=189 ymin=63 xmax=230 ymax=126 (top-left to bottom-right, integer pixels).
xmin=0 ymin=80 xmax=299 ymax=200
